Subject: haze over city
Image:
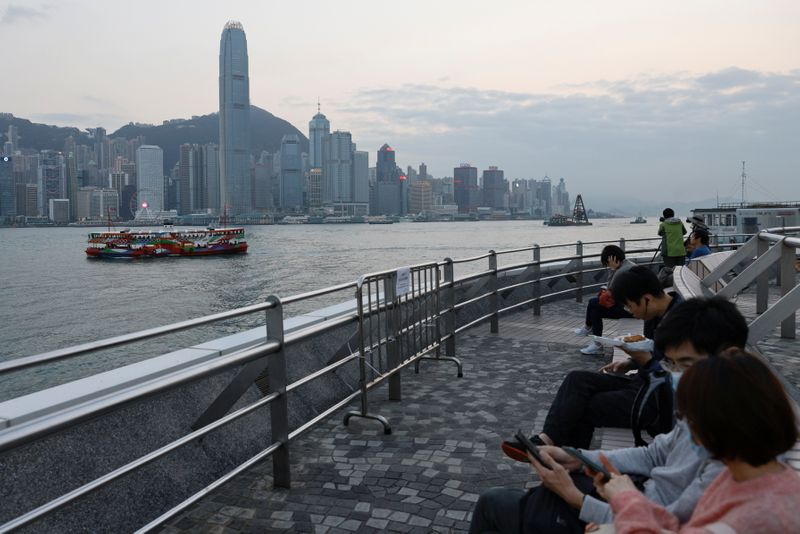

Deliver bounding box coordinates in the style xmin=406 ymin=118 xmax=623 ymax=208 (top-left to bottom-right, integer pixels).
xmin=1 ymin=0 xmax=799 ymax=205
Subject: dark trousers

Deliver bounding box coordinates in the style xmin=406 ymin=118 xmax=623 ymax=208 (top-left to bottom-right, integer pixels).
xmin=469 ymin=475 xmax=595 ymax=534
xmin=542 ymin=370 xmax=655 ymax=449
xmin=584 ymin=297 xmax=633 ymax=336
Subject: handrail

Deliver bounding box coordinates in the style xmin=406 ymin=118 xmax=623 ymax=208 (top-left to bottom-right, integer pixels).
xmin=4 ymin=230 xmax=767 ymax=532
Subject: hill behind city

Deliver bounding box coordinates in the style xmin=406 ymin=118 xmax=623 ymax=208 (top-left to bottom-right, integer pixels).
xmin=0 ymin=106 xmax=309 ymax=173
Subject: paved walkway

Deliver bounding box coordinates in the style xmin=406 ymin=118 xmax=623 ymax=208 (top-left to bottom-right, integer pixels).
xmin=161 ymin=295 xmax=800 ymax=534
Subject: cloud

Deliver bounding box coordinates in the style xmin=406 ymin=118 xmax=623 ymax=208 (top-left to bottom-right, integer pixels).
xmin=332 ymin=68 xmax=800 ymax=205
xmin=0 ymin=4 xmax=50 ymax=25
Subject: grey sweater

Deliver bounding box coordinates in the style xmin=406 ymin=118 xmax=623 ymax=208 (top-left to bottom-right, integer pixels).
xmin=578 ymin=420 xmax=724 ymax=524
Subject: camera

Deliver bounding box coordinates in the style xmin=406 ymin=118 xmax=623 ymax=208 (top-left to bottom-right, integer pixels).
xmin=659 ymin=216 xmax=665 ymax=222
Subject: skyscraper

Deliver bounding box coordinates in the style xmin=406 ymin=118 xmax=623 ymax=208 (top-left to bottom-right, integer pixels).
xmin=481 ymin=166 xmax=507 ymax=209
xmin=323 ymin=130 xmax=354 ymax=204
xmin=279 ymin=134 xmax=303 ymax=211
xmin=374 ymin=144 xmax=402 ymax=215
xmin=37 ymin=150 xmax=66 ymax=217
xmin=219 ymin=21 xmax=251 ymax=215
xmin=308 ymin=106 xmax=330 ymax=169
xmin=135 ymin=145 xmax=164 ymax=214
xmin=453 ymin=164 xmax=479 ymax=213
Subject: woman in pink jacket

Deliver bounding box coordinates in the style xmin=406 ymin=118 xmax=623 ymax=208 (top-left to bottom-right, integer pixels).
xmin=591 ymin=348 xmax=800 ymax=534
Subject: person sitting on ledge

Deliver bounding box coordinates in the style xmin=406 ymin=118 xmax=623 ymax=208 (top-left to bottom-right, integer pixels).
xmin=589 ymin=348 xmax=800 ymax=534
xmin=503 ymin=266 xmax=681 ymax=458
xmin=471 ymin=297 xmax=748 ymax=534
xmin=686 ymin=228 xmax=712 ymax=261
xmin=575 ymin=245 xmax=635 ymax=355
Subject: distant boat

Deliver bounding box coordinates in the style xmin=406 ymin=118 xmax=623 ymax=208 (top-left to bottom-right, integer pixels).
xmin=544 ymin=195 xmax=593 ymax=226
xmin=630 ymin=215 xmax=647 ymax=224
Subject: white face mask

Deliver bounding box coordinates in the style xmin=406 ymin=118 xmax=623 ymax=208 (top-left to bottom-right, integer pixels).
xmin=670 ymin=371 xmax=682 ymax=392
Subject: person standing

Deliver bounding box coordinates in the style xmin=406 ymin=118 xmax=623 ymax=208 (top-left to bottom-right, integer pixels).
xmin=658 ymin=208 xmax=687 ymax=269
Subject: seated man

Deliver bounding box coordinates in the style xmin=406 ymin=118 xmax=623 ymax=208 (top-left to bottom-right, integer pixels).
xmin=471 ymin=297 xmax=749 ymax=534
xmin=574 ymin=245 xmax=635 ymax=355
xmin=503 ymin=266 xmax=681 ymax=458
xmin=686 ymin=228 xmax=711 ymax=260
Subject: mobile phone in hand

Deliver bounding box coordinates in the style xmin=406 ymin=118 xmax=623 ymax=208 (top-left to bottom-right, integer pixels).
xmin=562 ymin=446 xmax=611 ymax=482
xmin=515 ymin=430 xmax=552 ymax=469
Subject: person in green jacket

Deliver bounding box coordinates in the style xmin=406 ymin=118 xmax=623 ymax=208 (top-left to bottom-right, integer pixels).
xmin=658 ymin=208 xmax=687 ymax=269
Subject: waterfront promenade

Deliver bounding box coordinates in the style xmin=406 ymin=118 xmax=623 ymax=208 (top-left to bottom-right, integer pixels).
xmin=160 ymin=294 xmax=799 ymax=534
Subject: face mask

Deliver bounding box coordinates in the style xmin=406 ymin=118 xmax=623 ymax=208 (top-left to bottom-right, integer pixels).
xmin=689 ymin=436 xmax=710 ymax=460
xmin=670 ymin=371 xmax=682 ymax=392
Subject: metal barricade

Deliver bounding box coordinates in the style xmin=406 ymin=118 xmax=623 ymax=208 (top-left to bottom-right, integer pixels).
xmin=343 ymin=262 xmax=458 ymax=433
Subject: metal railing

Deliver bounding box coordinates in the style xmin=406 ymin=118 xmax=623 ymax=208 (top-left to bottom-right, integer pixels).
xmin=0 ymin=233 xmax=730 ymax=532
xmin=691 ymin=227 xmax=800 ymax=344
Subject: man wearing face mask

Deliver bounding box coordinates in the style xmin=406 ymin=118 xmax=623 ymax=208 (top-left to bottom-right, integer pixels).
xmin=470 ymin=297 xmax=749 ymax=534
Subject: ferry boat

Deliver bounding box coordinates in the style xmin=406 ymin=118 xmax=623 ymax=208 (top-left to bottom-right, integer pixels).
xmin=85 ymin=227 xmax=248 ymax=259
xmin=630 ymin=215 xmax=647 ymax=224
xmin=691 ymin=201 xmax=800 ymax=243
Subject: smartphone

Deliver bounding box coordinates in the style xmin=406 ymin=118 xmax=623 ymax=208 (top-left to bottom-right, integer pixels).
xmin=562 ymin=446 xmax=611 ymax=482
xmin=514 ymin=430 xmax=552 ymax=469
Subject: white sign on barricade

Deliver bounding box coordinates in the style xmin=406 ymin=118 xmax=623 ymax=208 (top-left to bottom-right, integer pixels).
xmin=396 ymin=266 xmax=411 ymax=296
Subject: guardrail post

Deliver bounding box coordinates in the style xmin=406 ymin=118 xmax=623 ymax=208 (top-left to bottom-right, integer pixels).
xmin=265 ymin=295 xmax=290 ymax=488
xmin=780 ymin=243 xmax=797 ymax=339
xmin=576 ymin=241 xmax=584 ymax=303
xmin=619 ymin=238 xmax=626 ymax=252
xmin=533 ymin=245 xmax=541 ymax=316
xmin=756 ymin=237 xmax=769 ymax=314
xmin=489 ymin=250 xmax=499 ymax=333
xmin=384 ymin=272 xmax=401 ymax=400
xmin=443 ymin=258 xmax=457 ymax=359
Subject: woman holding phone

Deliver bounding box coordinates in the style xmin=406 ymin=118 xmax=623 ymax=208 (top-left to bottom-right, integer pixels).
xmin=590 ymin=349 xmax=800 ymax=533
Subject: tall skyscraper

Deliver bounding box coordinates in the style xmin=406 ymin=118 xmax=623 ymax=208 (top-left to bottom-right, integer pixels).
xmin=353 ymin=150 xmax=369 ymax=205
xmin=308 ymin=105 xmax=330 ymax=169
xmin=37 ymin=150 xmax=66 ymax=217
xmin=279 ymin=134 xmax=303 ymax=211
xmin=374 ymin=144 xmax=402 ymax=215
xmin=219 ymin=21 xmax=251 ymax=215
xmin=481 ymin=166 xmax=507 ymax=209
xmin=323 ymin=130 xmax=354 ymax=204
xmin=0 ymin=155 xmax=13 ymax=220
xmin=453 ymin=164 xmax=479 ymax=213
xmin=135 ymin=145 xmax=164 ymax=213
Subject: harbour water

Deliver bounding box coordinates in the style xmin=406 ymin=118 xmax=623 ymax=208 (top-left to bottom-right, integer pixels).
xmin=0 ymin=218 xmax=658 ymax=399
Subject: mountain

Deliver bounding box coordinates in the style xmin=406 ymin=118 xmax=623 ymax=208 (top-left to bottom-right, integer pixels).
xmin=0 ymin=106 xmax=309 ymax=173
xmin=112 ymin=106 xmax=309 ymax=172
xmin=0 ymin=113 xmax=93 ymax=150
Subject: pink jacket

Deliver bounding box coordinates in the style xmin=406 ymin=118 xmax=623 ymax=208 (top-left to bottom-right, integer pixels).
xmin=610 ymin=464 xmax=800 ymax=533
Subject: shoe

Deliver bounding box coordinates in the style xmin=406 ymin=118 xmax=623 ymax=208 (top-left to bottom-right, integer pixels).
xmin=574 ymin=326 xmax=591 ymax=337
xmin=580 ymin=341 xmax=603 ymax=355
xmin=501 ymin=434 xmax=546 ymax=463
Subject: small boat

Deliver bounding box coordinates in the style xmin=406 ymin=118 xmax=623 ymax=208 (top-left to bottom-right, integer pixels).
xmin=86 ymin=227 xmax=248 ymax=259
xmin=630 ymin=215 xmax=647 ymax=224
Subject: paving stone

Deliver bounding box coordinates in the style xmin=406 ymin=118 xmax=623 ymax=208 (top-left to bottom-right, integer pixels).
xmin=165 ymin=301 xmax=793 ymax=533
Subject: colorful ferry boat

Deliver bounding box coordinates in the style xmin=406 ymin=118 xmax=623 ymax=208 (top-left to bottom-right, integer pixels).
xmin=85 ymin=227 xmax=248 ymax=259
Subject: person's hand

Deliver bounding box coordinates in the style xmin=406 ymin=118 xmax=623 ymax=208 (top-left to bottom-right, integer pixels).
xmin=592 ymin=454 xmax=637 ymax=502
xmin=540 ymin=445 xmax=582 ymax=472
xmin=600 ymin=359 xmax=634 ymax=374
xmin=606 ymin=256 xmax=621 ymax=270
xmin=528 ymin=449 xmax=585 ymax=509
xmin=585 ymin=523 xmax=599 ymax=532
xmin=619 ymin=347 xmax=652 ymax=367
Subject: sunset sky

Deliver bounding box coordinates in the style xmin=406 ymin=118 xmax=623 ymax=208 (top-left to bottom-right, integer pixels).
xmin=2 ymin=0 xmax=798 ymax=207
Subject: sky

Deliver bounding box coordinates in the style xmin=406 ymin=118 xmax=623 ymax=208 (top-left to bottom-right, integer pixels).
xmin=1 ymin=0 xmax=799 ymax=208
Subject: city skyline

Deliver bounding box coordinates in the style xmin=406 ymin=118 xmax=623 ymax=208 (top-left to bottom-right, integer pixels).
xmin=1 ymin=1 xmax=799 ymax=203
